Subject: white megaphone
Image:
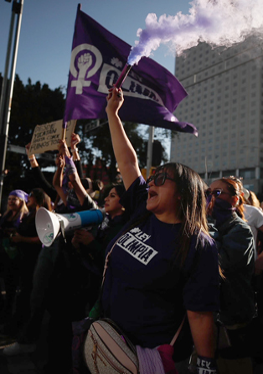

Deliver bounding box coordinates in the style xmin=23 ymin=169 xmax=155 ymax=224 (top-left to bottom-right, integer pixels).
xmin=36 ymin=207 xmax=104 ymax=247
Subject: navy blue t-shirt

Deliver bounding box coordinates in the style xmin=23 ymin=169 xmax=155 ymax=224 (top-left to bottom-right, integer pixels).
xmin=102 ymin=176 xmax=219 ymax=349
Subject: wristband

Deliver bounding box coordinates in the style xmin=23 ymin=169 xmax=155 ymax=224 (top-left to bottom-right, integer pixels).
xmin=28 ymin=157 xmax=35 ymax=161
xmin=196 ymin=356 xmax=217 ymax=374
xmin=72 ymin=148 xmax=78 ymax=152
xmin=65 ymin=155 xmax=77 ymax=175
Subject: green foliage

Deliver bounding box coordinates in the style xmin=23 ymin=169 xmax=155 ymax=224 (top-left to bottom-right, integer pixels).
xmin=8 ymin=75 xmax=65 ymax=146
xmin=79 ymin=119 xmax=150 ymax=170
xmin=3 ymin=74 xmax=65 ymax=195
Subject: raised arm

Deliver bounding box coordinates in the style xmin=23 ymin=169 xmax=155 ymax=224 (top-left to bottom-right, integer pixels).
xmin=105 ymin=87 xmax=141 ymax=190
xmin=71 ymin=133 xmax=81 ymax=162
xmin=52 ymin=154 xmax=68 ymax=206
xmin=26 ymin=143 xmax=57 ymax=201
xmin=71 ymin=133 xmax=84 ymax=178
xmin=58 ymin=140 xmax=96 ymax=209
xmin=26 ymin=143 xmax=39 ymax=169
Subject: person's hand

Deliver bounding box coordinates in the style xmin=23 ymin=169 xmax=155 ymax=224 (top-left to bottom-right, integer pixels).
xmin=71 ymin=235 xmax=80 ymax=250
xmin=55 ymin=154 xmax=65 ymax=168
xmin=72 ymin=228 xmax=95 ymax=247
xmin=26 ymin=143 xmax=36 ymax=160
xmin=25 ymin=142 xmax=39 ymax=167
xmin=10 ymin=232 xmax=23 ymax=243
xmin=106 ymin=87 xmax=124 ymax=115
xmin=25 ymin=143 xmax=31 ymax=157
xmin=71 ymin=133 xmax=81 ymax=150
xmin=58 ymin=139 xmax=71 ymax=158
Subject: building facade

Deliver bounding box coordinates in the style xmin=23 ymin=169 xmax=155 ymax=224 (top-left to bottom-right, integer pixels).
xmin=170 ymin=36 xmax=263 ymax=196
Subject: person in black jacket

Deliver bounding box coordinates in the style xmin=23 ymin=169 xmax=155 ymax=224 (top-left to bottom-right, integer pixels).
xmin=206 ymin=177 xmax=255 ymax=374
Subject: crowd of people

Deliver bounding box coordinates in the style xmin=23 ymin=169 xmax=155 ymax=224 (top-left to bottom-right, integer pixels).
xmin=0 ymin=87 xmax=263 ymax=374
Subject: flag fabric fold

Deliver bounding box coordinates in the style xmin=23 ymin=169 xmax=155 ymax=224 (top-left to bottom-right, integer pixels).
xmin=64 ymin=4 xmax=198 ymax=135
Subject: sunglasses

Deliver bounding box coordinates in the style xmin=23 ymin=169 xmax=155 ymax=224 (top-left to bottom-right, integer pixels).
xmin=205 ymin=188 xmax=232 ymax=198
xmin=146 ymin=172 xmax=175 ymax=187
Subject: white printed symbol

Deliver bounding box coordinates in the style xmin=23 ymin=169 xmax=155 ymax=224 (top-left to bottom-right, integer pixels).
xmin=70 ymin=44 xmax=103 ymax=94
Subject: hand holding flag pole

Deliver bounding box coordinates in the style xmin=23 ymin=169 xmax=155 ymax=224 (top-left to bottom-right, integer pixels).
xmin=62 ymin=122 xmax=67 ymax=141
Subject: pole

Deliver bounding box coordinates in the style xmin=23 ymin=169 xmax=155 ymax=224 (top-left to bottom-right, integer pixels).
xmin=0 ymin=8 xmax=16 ymax=129
xmin=0 ymin=0 xmax=24 ymax=211
xmin=146 ymin=126 xmax=154 ymax=178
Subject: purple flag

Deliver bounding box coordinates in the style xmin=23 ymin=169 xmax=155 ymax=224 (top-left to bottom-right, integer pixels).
xmin=64 ymin=4 xmax=197 ymax=135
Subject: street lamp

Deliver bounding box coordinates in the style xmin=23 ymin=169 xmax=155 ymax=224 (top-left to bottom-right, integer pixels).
xmin=0 ymin=0 xmax=24 ymax=211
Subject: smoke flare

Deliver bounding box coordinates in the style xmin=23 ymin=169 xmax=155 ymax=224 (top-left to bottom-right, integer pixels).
xmin=115 ymin=64 xmax=132 ymax=88
xmin=128 ymin=0 xmax=263 ymax=66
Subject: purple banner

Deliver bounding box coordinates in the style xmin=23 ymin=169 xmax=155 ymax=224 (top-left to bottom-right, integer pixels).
xmin=64 ymin=4 xmax=197 ymax=135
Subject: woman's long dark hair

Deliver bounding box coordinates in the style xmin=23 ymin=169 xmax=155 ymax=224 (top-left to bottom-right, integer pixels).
xmin=155 ymin=163 xmax=210 ymax=265
xmin=123 ymin=163 xmax=210 ymax=266
xmin=31 ymin=188 xmax=52 ymax=211
xmin=25 ymin=188 xmax=52 ymax=224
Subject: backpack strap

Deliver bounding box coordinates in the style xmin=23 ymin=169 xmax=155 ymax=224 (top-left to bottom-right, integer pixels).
xmin=170 ymin=314 xmax=186 ymax=346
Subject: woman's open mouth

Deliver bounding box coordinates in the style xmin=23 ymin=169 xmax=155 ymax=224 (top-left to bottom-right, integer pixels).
xmin=148 ymin=190 xmax=158 ymax=200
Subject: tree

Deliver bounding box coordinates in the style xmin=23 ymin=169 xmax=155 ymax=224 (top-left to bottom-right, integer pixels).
xmin=3 ymin=75 xmax=65 ymax=197
xmin=8 ymin=75 xmax=65 ymax=146
xmin=79 ymin=119 xmax=159 ymax=181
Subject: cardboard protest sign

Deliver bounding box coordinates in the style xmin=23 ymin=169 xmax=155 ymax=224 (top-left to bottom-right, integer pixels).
xmin=28 ymin=119 xmax=76 ymax=156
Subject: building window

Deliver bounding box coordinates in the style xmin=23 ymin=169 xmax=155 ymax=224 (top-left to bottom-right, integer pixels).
xmin=222 ymin=170 xmax=236 ymax=177
xmin=239 ymin=169 xmax=255 ymax=179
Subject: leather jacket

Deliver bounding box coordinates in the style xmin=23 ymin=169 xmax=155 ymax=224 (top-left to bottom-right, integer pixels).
xmin=209 ymin=213 xmax=255 ymax=326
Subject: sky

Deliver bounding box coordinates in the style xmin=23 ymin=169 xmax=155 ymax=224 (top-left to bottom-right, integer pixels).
xmin=0 ymin=0 xmax=191 ymax=92
xmin=0 ymin=0 xmax=193 ymax=160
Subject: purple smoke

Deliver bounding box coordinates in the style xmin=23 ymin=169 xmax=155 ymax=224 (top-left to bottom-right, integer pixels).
xmin=128 ymin=0 xmax=263 ymax=66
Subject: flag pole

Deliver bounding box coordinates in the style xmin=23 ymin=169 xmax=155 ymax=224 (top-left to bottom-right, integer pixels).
xmin=61 ymin=4 xmax=82 ymax=144
xmin=146 ymin=126 xmax=154 ymax=177
xmin=62 ymin=122 xmax=66 ymax=141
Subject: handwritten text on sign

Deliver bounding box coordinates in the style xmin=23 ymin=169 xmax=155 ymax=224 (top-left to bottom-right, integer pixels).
xmin=29 ymin=120 xmax=76 ymax=156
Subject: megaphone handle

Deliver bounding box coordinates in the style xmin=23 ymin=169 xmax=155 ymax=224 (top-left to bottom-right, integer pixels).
xmin=60 ymin=220 xmax=67 ymax=243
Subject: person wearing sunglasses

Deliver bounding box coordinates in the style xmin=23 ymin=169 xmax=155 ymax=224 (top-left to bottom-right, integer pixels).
xmin=83 ymin=87 xmax=220 ymax=374
xmin=206 ymin=177 xmax=255 ymax=374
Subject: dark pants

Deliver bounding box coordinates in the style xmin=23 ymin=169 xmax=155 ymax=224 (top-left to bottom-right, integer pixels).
xmin=0 ymin=249 xmax=20 ymax=326
xmin=18 ymin=240 xmax=60 ymax=343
